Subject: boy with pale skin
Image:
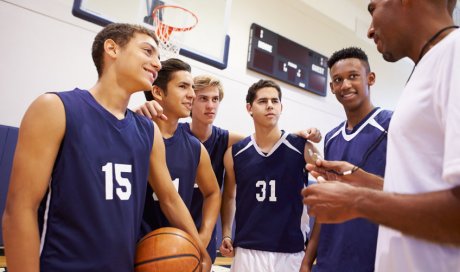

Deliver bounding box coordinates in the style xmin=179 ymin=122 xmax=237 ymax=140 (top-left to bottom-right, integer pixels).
xmin=2 ymin=23 xmax=211 ymax=272
xmin=220 ymin=79 xmax=320 ymax=272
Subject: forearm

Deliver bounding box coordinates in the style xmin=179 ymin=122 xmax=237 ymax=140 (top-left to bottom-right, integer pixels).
xmin=161 ymin=196 xmax=197 ymax=233
xmin=351 ymin=169 xmax=383 ymax=190
xmin=160 ymin=195 xmax=205 ymax=249
xmin=199 ymin=192 xmax=221 ymax=245
xmin=356 ymin=186 xmax=460 ymax=245
xmin=3 ymin=208 xmax=40 ymax=272
xmin=303 ymin=222 xmax=320 ymax=267
xmin=220 ymin=194 xmax=235 ymax=238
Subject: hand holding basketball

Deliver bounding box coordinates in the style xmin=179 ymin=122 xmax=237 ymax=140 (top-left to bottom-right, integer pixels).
xmin=135 ymin=227 xmax=201 ymax=272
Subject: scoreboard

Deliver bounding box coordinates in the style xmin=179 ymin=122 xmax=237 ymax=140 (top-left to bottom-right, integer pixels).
xmin=247 ymin=23 xmax=328 ymax=96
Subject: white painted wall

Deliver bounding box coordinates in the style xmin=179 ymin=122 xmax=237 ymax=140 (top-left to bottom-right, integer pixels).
xmin=0 ymin=0 xmax=412 ymax=151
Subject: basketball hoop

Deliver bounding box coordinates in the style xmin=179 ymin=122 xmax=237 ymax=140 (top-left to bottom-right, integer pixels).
xmin=152 ymin=5 xmax=198 ymax=60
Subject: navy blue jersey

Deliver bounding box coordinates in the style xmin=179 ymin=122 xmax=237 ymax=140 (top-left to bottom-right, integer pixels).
xmin=316 ymin=108 xmax=392 ymax=272
xmin=184 ymin=123 xmax=229 ymax=261
xmin=141 ymin=123 xmax=201 ymax=235
xmin=38 ymin=89 xmax=154 ymax=272
xmin=232 ymin=132 xmax=309 ymax=253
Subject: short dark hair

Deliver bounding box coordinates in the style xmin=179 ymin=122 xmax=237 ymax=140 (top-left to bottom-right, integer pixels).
xmin=144 ymin=58 xmax=191 ymax=101
xmin=246 ymin=79 xmax=282 ymax=105
xmin=327 ymin=47 xmax=371 ymax=72
xmin=92 ymin=23 xmax=158 ymax=77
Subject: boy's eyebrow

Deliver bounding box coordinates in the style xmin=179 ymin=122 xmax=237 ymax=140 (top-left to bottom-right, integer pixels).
xmin=141 ymin=41 xmax=158 ymax=51
xmin=178 ymin=81 xmax=193 ymax=87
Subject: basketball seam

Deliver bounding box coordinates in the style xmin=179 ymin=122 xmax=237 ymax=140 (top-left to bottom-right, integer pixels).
xmin=138 ymin=232 xmax=201 ymax=256
xmin=136 ymin=230 xmax=202 ymax=271
xmin=134 ymin=253 xmax=200 ymax=271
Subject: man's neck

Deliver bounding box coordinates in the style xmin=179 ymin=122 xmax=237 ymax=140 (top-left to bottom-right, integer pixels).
xmin=345 ymin=104 xmax=375 ymax=130
xmin=190 ymin=120 xmax=213 ymax=143
xmin=253 ymin=125 xmax=282 ymax=153
xmin=154 ymin=116 xmax=179 ymax=139
xmin=89 ymin=80 xmax=130 ymax=120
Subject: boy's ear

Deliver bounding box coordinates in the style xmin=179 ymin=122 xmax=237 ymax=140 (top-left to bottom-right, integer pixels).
xmin=152 ymin=85 xmax=164 ymax=101
xmin=367 ymin=72 xmax=376 ymax=86
xmin=246 ymin=103 xmax=253 ymax=117
xmin=104 ymin=39 xmax=118 ymax=58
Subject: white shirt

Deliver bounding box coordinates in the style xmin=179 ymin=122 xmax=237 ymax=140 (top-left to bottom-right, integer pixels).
xmin=375 ymin=29 xmax=460 ymax=272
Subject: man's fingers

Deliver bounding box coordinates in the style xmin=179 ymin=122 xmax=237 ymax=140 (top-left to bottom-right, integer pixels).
xmin=317 ymin=176 xmax=328 ymax=183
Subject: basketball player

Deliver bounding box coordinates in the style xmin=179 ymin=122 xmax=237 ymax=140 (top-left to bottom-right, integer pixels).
xmin=185 ymin=75 xmax=243 ymax=263
xmin=136 ymin=74 xmax=322 ymax=263
xmin=2 ymin=23 xmax=211 ymax=271
xmin=219 ymin=79 xmax=319 ymax=272
xmin=303 ymin=1 xmax=460 ymax=271
xmin=301 ymin=47 xmax=392 ymax=272
xmin=140 ymin=58 xmax=221 ymax=255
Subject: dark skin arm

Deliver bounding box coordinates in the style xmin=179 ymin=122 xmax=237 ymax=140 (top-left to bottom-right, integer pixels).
xmin=299 ymin=221 xmax=321 ymax=272
xmin=306 ymin=160 xmax=383 ymax=190
xmin=303 ymin=178 xmax=460 ymax=246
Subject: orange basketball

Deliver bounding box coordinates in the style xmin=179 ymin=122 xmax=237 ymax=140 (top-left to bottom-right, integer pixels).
xmin=135 ymin=227 xmax=201 ymax=272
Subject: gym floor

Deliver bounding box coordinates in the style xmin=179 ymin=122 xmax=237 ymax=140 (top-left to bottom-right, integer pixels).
xmin=0 ymin=255 xmax=5 ymax=270
xmin=0 ymin=253 xmax=231 ymax=271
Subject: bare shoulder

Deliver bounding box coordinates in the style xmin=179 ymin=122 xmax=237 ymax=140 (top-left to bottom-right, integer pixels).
xmin=29 ymin=93 xmax=65 ymax=115
xmin=20 ymin=93 xmax=66 ymax=139
xmin=228 ymin=131 xmax=245 ymax=147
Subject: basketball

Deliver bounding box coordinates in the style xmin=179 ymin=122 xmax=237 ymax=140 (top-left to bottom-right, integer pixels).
xmin=134 ymin=227 xmax=201 ymax=272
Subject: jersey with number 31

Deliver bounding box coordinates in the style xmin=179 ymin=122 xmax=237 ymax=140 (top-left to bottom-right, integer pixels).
xmin=232 ymin=132 xmax=309 ymax=253
xmin=38 ymin=89 xmax=154 ymax=271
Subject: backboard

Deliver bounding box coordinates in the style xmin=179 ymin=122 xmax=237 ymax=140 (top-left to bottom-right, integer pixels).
xmin=72 ymin=0 xmax=231 ymax=69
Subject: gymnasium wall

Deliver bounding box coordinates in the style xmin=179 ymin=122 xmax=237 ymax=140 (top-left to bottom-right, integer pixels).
xmin=0 ymin=0 xmax=412 ymax=150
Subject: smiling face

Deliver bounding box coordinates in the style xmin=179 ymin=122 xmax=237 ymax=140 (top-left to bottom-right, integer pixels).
xmin=247 ymin=87 xmax=282 ymax=128
xmin=114 ymin=33 xmax=161 ymax=93
xmin=192 ymin=85 xmax=221 ymax=125
xmin=159 ymin=70 xmax=195 ymax=119
xmin=329 ymin=58 xmax=375 ymax=114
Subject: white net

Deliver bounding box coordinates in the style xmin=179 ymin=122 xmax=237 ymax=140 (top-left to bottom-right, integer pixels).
xmin=152 ymin=5 xmax=198 ymax=60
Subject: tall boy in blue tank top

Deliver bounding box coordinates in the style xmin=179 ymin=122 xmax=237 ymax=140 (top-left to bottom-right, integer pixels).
xmin=301 ymin=47 xmax=392 ymax=272
xmin=2 ymin=23 xmax=212 ymax=272
xmin=219 ymin=79 xmax=320 ymax=272
xmin=141 ymin=59 xmax=221 ymax=252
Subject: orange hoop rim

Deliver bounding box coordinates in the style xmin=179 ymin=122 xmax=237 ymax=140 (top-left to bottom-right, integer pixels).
xmin=152 ymin=5 xmax=199 ymax=33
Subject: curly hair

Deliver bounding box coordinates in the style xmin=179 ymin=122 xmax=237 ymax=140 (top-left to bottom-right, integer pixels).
xmin=327 ymin=47 xmax=371 ymax=72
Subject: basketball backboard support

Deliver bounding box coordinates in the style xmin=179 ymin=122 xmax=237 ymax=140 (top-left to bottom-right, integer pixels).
xmin=72 ymin=0 xmax=231 ymax=69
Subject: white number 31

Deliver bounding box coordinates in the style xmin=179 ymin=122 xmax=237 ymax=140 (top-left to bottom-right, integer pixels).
xmin=255 ymin=180 xmax=277 ymax=202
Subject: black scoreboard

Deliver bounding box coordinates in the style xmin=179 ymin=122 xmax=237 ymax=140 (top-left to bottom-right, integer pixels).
xmin=247 ymin=23 xmax=328 ymax=96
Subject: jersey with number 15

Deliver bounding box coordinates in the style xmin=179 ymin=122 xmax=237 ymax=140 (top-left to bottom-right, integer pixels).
xmin=38 ymin=89 xmax=154 ymax=271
